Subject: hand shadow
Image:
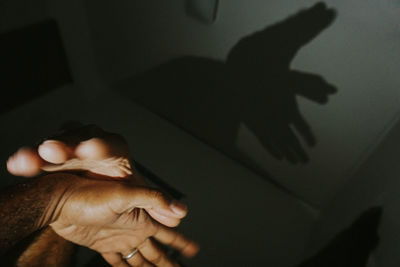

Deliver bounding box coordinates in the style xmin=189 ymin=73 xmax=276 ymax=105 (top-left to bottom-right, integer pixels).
xmin=118 ymin=2 xmax=337 ymax=168
xmin=225 ymin=2 xmax=337 ymax=164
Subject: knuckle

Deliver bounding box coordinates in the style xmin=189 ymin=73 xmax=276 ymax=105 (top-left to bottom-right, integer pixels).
xmin=149 ymin=253 xmax=163 ymax=264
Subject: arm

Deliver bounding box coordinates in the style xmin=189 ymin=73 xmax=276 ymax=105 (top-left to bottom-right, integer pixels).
xmin=16 ymin=227 xmax=76 ymax=267
xmin=0 ymin=175 xmax=69 ymax=255
xmin=0 ymin=175 xmax=76 ymax=266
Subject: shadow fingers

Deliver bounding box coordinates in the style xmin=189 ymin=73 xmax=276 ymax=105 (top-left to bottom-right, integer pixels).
xmin=259 ymin=125 xmax=309 ymax=164
xmin=292 ymin=112 xmax=316 ymax=147
xmin=290 ymin=70 xmax=337 ymax=104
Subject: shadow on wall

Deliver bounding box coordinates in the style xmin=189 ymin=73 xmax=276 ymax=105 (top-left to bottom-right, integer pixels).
xmin=118 ymin=2 xmax=337 ymax=179
xmin=295 ymin=207 xmax=382 ymax=267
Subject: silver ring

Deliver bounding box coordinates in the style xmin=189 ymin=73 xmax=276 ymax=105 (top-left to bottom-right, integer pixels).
xmin=122 ymin=248 xmax=138 ymax=260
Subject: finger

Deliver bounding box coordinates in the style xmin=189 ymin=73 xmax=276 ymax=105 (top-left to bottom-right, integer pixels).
xmin=7 ymin=147 xmax=44 ymax=177
xmin=274 ymin=134 xmax=299 ymax=164
xmin=290 ymin=71 xmax=337 ymax=104
xmin=121 ymin=249 xmax=153 ymax=267
xmin=75 ymin=137 xmax=128 ymax=160
xmin=282 ymin=2 xmax=336 ymax=49
xmin=137 ymin=238 xmax=176 ymax=267
xmin=154 ymin=226 xmax=199 ymax=258
xmin=102 ymin=252 xmax=131 ymax=267
xmin=38 ymin=140 xmax=73 ymax=164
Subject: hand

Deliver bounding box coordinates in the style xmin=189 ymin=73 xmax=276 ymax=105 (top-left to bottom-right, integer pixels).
xmin=46 ymin=173 xmax=198 ymax=267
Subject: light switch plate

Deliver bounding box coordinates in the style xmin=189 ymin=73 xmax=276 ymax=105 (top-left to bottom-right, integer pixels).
xmin=185 ymin=0 xmax=219 ymax=23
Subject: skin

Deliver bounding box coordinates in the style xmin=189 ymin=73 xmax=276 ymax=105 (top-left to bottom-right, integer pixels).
xmin=5 ymin=125 xmax=199 ymax=267
xmin=16 ymin=227 xmax=76 ymax=267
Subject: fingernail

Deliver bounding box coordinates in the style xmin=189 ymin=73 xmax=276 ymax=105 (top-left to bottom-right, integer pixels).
xmin=42 ymin=139 xmax=59 ymax=145
xmin=170 ymin=200 xmax=187 ymax=216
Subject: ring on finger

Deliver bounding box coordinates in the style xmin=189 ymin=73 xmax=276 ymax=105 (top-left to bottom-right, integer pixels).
xmin=122 ymin=248 xmax=138 ymax=260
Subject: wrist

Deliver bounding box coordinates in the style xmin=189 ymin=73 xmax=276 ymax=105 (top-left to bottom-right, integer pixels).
xmin=35 ymin=173 xmax=79 ymax=229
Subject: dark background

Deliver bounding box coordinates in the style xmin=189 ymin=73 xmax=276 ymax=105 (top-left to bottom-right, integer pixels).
xmin=0 ymin=0 xmax=400 ymax=266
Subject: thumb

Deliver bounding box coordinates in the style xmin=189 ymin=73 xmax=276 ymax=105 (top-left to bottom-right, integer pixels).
xmin=119 ymin=186 xmax=188 ymax=227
